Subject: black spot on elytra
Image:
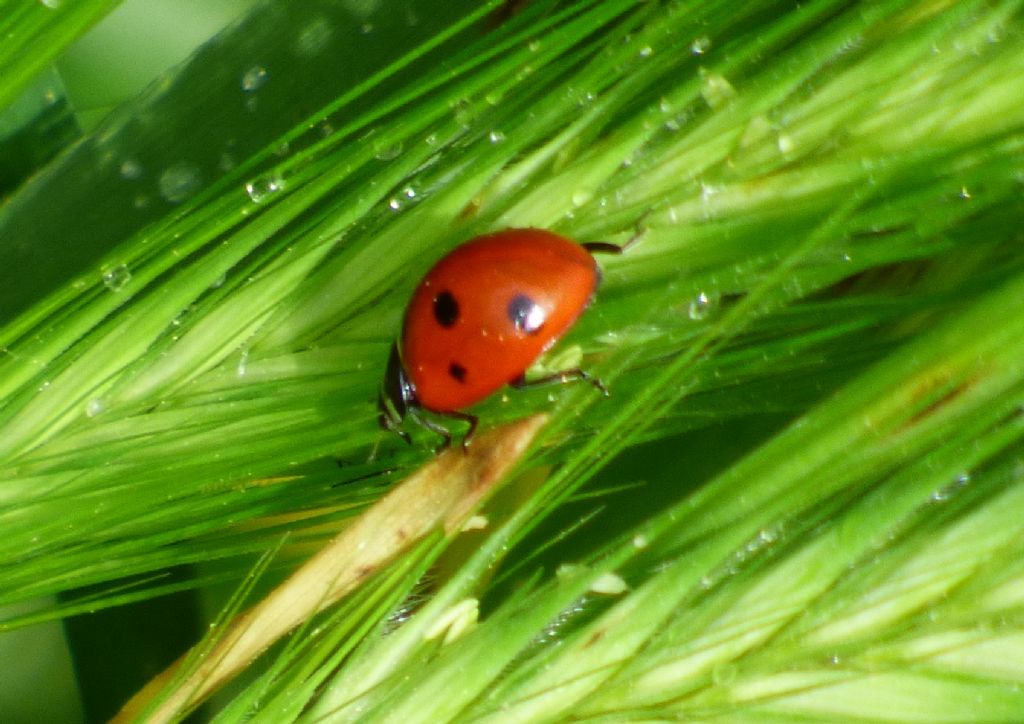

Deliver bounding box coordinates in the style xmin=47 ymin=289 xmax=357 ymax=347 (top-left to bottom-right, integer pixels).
xmin=434 ymin=290 xmax=459 ymax=327
xmin=449 ymin=362 xmax=467 ymax=383
xmin=508 ymin=293 xmax=544 ymax=334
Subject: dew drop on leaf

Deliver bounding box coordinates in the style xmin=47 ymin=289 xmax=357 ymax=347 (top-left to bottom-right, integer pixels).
xmin=102 ymin=264 xmax=131 ymax=292
xmin=245 ymin=175 xmax=284 ymax=203
xmin=158 ymin=162 xmax=202 ymax=203
xmin=295 ymin=17 xmax=333 ymax=56
xmin=691 ymin=35 xmax=712 ymax=55
xmin=241 ymin=65 xmax=268 ymax=92
xmin=688 ymin=290 xmax=719 ymax=320
xmin=119 ymin=158 xmax=143 ymax=180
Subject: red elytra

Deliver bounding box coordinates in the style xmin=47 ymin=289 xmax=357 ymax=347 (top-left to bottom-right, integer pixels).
xmin=378 ymin=228 xmax=626 ymax=448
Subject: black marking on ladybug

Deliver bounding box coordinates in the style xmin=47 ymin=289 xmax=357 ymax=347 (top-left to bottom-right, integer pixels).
xmin=434 ymin=290 xmax=460 ymax=328
xmin=508 ymin=293 xmax=545 ymax=335
xmin=449 ymin=361 xmax=467 ymax=383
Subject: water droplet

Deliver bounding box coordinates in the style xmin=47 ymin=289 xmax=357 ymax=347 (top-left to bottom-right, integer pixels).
xmin=700 ymin=180 xmax=721 ymax=204
xmin=638 ymin=45 xmax=653 ymax=58
xmin=237 ymin=349 xmax=249 ymax=377
xmin=102 ymin=264 xmax=131 ymax=292
xmin=451 ymin=98 xmax=475 ymax=127
xmin=958 ymin=186 xmax=972 ymax=200
xmin=119 ymin=158 xmax=143 ymax=180
xmin=245 ymin=174 xmax=284 ymax=203
xmin=837 ymin=34 xmax=863 ymax=55
xmin=571 ymin=189 xmax=592 ymax=207
xmin=932 ymin=471 xmax=971 ymax=501
xmin=690 ymin=35 xmax=712 ymax=55
xmin=700 ymin=71 xmax=736 ymax=109
xmin=664 ymin=113 xmax=686 ymax=132
xmin=688 ymin=290 xmax=718 ymax=320
xmin=488 ymin=129 xmax=506 ymax=143
xmin=566 ymin=86 xmax=596 ymax=107
xmin=528 ymin=39 xmax=541 ymax=52
xmin=373 ymin=139 xmax=403 ymax=161
xmin=777 ymin=132 xmax=795 ymax=154
xmin=39 ymin=0 xmax=61 ymax=8
xmin=158 ymin=162 xmax=202 ymax=203
xmin=86 ymin=399 xmax=105 ymax=418
xmin=388 ymin=197 xmax=402 ymax=211
xmin=241 ymin=66 xmax=268 ymax=92
xmin=590 ymin=572 xmax=628 ymax=595
xmin=295 ymin=17 xmax=333 ymax=56
xmin=744 ymin=526 xmax=779 ymax=556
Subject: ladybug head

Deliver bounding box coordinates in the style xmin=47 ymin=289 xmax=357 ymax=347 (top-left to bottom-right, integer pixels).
xmin=378 ymin=342 xmax=414 ymax=445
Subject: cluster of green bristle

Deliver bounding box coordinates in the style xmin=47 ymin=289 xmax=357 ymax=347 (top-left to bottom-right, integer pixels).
xmin=2 ymin=0 xmax=1024 ymax=720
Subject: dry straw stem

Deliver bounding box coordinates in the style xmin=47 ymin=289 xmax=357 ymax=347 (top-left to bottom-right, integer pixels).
xmin=113 ymin=415 xmax=546 ymax=724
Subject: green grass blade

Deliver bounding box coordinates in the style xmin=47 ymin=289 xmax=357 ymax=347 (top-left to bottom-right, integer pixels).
xmin=1 ymin=0 xmax=1024 ymax=720
xmin=0 ymin=0 xmax=122 ymax=112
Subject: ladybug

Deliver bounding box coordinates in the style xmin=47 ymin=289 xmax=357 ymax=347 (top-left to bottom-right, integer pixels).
xmin=378 ymin=228 xmax=632 ymax=448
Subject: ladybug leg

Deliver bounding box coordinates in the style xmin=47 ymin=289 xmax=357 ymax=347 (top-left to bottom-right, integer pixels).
xmin=580 ymin=241 xmax=624 ymax=255
xmin=407 ymin=408 xmax=452 ymax=450
xmin=510 ymin=369 xmax=609 ymax=396
xmin=378 ymin=397 xmax=412 ymax=446
xmin=444 ymin=410 xmax=479 ymax=450
xmin=582 ymin=220 xmax=648 ymax=255
xmin=407 ymin=408 xmax=479 ymax=451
